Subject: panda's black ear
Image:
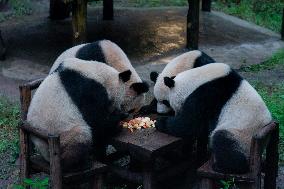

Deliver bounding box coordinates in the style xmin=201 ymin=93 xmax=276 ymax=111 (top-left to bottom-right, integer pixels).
xmin=131 ymin=81 xmax=149 ymax=95
xmin=150 ymin=72 xmax=159 ymax=83
xmin=164 ymin=77 xmax=175 ymax=88
xmin=119 ymin=70 xmax=132 ymax=82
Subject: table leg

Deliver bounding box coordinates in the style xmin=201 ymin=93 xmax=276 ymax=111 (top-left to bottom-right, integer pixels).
xmin=143 ymin=160 xmax=156 ymax=189
xmin=72 ymin=0 xmax=87 ymax=44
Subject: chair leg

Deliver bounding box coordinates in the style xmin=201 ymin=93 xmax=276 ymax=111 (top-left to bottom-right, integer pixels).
xmin=264 ymin=126 xmax=279 ymax=189
xmin=19 ymin=128 xmax=30 ymax=185
xmin=49 ymin=135 xmax=63 ymax=189
xmin=199 ymin=178 xmax=214 ymax=189
xmin=92 ymin=174 xmax=104 ymax=189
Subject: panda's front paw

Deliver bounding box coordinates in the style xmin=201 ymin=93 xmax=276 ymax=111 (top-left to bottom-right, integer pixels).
xmin=155 ymin=116 xmax=168 ymax=132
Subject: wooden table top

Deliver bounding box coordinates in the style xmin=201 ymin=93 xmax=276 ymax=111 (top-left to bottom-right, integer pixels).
xmin=111 ymin=128 xmax=182 ymax=160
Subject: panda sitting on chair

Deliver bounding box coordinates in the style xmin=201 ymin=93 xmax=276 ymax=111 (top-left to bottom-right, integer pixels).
xmin=50 ymin=39 xmax=149 ymax=113
xmin=154 ymin=63 xmax=271 ymax=174
xmin=28 ymin=58 xmax=132 ymax=171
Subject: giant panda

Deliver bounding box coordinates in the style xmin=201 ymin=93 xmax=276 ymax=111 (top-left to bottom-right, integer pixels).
xmin=27 ymin=58 xmax=132 ymax=170
xmin=140 ymin=50 xmax=215 ymax=115
xmin=50 ymin=40 xmax=149 ymax=113
xmin=155 ymin=63 xmax=272 ymax=174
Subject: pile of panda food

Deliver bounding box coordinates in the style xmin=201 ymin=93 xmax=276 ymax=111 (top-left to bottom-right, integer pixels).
xmin=121 ymin=117 xmax=156 ymax=132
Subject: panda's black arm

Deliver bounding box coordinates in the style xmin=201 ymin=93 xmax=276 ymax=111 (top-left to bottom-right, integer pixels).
xmin=137 ymin=98 xmax=157 ymax=116
xmin=155 ymin=114 xmax=197 ymax=138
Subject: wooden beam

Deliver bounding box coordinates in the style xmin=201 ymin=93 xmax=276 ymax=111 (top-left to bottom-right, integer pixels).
xmin=19 ymin=128 xmax=30 ymax=184
xmin=0 ymin=30 xmax=6 ymax=60
xmin=264 ymin=123 xmax=279 ymax=189
xmin=49 ymin=0 xmax=71 ymax=20
xmin=281 ymin=8 xmax=284 ymax=40
xmin=103 ymin=0 xmax=114 ymax=20
xmin=48 ymin=135 xmax=62 ymax=189
xmin=202 ymin=0 xmax=211 ymax=12
xmin=187 ymin=0 xmax=200 ymax=50
xmin=72 ymin=0 xmax=87 ymax=44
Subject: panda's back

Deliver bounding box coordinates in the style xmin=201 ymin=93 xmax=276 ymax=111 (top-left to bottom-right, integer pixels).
xmin=213 ymin=80 xmax=272 ymax=152
xmin=27 ymin=73 xmax=88 ymax=134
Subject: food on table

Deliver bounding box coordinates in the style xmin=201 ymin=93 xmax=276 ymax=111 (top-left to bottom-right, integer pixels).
xmin=120 ymin=117 xmax=156 ymax=132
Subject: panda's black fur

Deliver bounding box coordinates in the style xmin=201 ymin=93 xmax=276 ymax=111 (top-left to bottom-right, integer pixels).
xmin=156 ymin=70 xmax=242 ymax=137
xmin=139 ymin=51 xmax=215 ymax=116
xmin=193 ymin=51 xmax=216 ymax=68
xmin=75 ymin=41 xmax=106 ymax=63
xmin=154 ymin=64 xmax=271 ymax=174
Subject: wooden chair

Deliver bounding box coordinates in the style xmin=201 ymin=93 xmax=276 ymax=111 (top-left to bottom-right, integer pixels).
xmin=19 ymin=78 xmax=107 ymax=189
xmin=197 ymin=121 xmax=279 ymax=189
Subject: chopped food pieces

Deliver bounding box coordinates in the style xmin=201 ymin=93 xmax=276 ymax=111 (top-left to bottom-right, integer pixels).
xmin=120 ymin=117 xmax=156 ymax=132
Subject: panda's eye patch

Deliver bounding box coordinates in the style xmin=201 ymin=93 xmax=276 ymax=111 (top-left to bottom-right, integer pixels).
xmin=162 ymin=100 xmax=171 ymax=107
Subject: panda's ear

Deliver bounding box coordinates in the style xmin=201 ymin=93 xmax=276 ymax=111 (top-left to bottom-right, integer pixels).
xmin=130 ymin=81 xmax=149 ymax=95
xmin=164 ymin=77 xmax=175 ymax=88
xmin=150 ymin=72 xmax=159 ymax=83
xmin=119 ymin=70 xmax=132 ymax=82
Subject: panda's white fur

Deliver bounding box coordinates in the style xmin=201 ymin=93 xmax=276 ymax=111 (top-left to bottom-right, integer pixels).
xmin=28 ymin=58 xmax=130 ymax=170
xmin=50 ymin=40 xmax=148 ymax=113
xmin=152 ymin=50 xmax=214 ymax=114
xmin=156 ymin=63 xmax=272 ymax=173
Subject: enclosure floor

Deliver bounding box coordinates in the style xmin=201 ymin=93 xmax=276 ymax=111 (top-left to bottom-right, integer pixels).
xmin=0 ymin=4 xmax=283 ymax=189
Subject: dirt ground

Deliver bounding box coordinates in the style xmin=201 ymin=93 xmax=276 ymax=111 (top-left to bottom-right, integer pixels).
xmin=0 ymin=1 xmax=283 ymax=188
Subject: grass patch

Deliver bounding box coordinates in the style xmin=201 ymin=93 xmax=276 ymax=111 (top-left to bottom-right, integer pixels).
xmin=0 ymin=0 xmax=32 ymax=22
xmin=212 ymin=0 xmax=284 ymax=33
xmin=252 ymin=83 xmax=284 ymax=163
xmin=89 ymin=0 xmax=187 ymax=7
xmin=240 ymin=49 xmax=284 ymax=72
xmin=0 ymin=96 xmax=20 ymax=160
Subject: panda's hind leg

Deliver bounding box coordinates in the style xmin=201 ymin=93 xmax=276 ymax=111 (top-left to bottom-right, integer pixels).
xmin=211 ymin=130 xmax=249 ymax=174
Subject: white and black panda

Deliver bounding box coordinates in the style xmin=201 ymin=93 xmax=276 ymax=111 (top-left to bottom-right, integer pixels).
xmin=140 ymin=50 xmax=215 ymax=115
xmin=155 ymin=63 xmax=272 ymax=174
xmin=50 ymin=40 xmax=149 ymax=113
xmin=27 ymin=58 xmax=132 ymax=170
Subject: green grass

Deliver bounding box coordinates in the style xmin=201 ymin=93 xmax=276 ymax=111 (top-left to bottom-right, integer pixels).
xmin=240 ymin=50 xmax=284 ymax=163
xmin=253 ymin=83 xmax=284 ymax=163
xmin=0 ymin=96 xmax=20 ymax=159
xmin=240 ymin=49 xmax=284 ymax=72
xmin=0 ymin=0 xmax=32 ymax=22
xmin=213 ymin=0 xmax=284 ymax=33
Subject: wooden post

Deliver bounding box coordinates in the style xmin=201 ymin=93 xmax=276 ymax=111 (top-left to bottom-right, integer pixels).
xmin=19 ymin=128 xmax=30 ymax=184
xmin=72 ymin=0 xmax=87 ymax=44
xmin=49 ymin=0 xmax=71 ymax=20
xmin=48 ymin=135 xmax=62 ymax=189
xmin=187 ymin=0 xmax=200 ymax=50
xmin=19 ymin=86 xmax=31 ymax=121
xmin=264 ymin=124 xmax=279 ymax=189
xmin=0 ymin=30 xmax=6 ymax=61
xmin=103 ymin=0 xmax=114 ymax=20
xmin=202 ymin=0 xmax=211 ymax=12
xmin=281 ymin=8 xmax=284 ymax=40
xmin=92 ymin=174 xmax=104 ymax=189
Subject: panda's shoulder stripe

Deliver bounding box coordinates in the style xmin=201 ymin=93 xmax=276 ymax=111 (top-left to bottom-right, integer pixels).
xmin=76 ymin=41 xmax=106 ymax=63
xmin=178 ymin=70 xmax=243 ymax=133
xmin=193 ymin=51 xmax=215 ymax=68
xmin=59 ymin=68 xmax=112 ymax=128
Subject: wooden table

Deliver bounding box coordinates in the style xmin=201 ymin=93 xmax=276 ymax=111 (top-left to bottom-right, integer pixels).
xmin=108 ymin=128 xmax=196 ymax=189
